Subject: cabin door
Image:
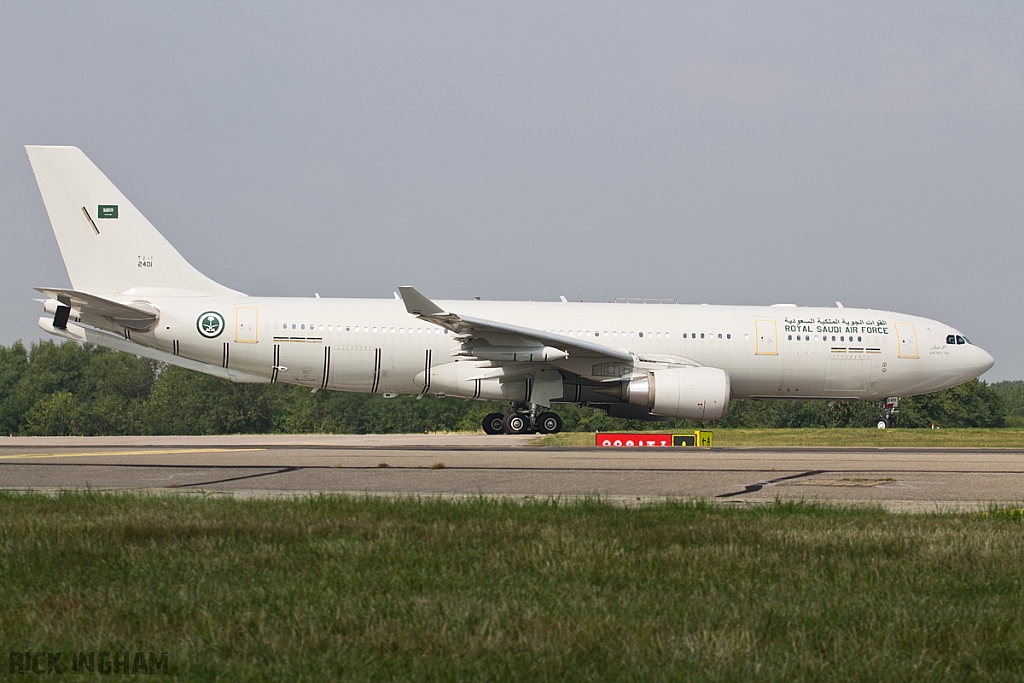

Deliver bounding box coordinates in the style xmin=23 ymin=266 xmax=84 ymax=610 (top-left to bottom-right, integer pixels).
xmin=235 ymin=306 xmax=258 ymax=343
xmin=895 ymin=322 xmax=919 ymax=359
xmin=755 ymin=320 xmax=778 ymax=355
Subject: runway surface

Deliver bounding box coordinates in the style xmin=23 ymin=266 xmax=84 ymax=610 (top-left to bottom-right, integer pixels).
xmin=1 ymin=434 xmax=1022 ymax=511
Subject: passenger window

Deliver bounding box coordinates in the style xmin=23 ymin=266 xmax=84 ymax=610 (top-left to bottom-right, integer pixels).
xmin=700 ymin=333 xmax=705 ymax=339
xmin=788 ymin=335 xmax=793 ymax=341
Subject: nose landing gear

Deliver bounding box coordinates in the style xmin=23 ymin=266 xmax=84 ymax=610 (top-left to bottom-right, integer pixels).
xmin=481 ymin=404 xmax=563 ymax=435
xmin=876 ymin=397 xmax=899 ymax=429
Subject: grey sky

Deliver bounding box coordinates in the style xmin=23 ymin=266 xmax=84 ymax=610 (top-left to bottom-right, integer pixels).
xmin=2 ymin=2 xmax=1021 ymax=380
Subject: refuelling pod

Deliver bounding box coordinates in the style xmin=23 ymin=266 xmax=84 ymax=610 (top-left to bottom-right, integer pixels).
xmin=627 ymin=367 xmax=730 ymax=420
xmin=455 ymin=344 xmax=567 ymax=363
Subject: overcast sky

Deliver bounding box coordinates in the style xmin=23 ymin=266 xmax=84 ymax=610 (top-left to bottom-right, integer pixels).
xmin=2 ymin=2 xmax=1021 ymax=380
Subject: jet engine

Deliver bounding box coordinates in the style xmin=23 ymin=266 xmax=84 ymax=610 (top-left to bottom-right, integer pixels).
xmin=626 ymin=367 xmax=730 ymax=420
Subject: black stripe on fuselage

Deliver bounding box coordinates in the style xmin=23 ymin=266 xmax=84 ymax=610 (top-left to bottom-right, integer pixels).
xmin=320 ymin=346 xmax=331 ymax=390
xmin=370 ymin=348 xmax=382 ymax=393
xmin=421 ymin=349 xmax=432 ymax=394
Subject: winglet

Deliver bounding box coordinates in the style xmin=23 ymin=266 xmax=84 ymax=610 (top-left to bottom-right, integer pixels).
xmin=398 ymin=286 xmax=446 ymax=316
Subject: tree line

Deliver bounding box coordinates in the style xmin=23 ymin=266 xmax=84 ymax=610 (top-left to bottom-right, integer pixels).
xmin=0 ymin=340 xmax=1013 ymax=436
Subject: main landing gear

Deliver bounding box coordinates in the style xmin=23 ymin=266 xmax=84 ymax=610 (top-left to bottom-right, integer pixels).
xmin=876 ymin=397 xmax=899 ymax=429
xmin=482 ymin=403 xmax=563 ymax=435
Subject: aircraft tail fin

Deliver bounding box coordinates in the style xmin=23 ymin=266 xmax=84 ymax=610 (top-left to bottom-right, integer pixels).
xmin=26 ymin=146 xmax=241 ymax=297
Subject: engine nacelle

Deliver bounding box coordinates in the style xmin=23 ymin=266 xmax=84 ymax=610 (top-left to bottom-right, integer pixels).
xmin=627 ymin=367 xmax=730 ymax=420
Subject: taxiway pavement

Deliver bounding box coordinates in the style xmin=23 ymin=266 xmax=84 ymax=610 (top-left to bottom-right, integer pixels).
xmin=1 ymin=434 xmax=1021 ymax=511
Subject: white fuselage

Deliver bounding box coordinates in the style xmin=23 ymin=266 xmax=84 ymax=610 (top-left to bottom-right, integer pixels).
xmin=116 ymin=295 xmax=992 ymax=402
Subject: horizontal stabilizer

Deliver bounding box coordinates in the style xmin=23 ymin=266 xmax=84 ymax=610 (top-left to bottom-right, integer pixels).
xmin=36 ymin=287 xmax=159 ymax=331
xmin=38 ymin=317 xmax=267 ymax=384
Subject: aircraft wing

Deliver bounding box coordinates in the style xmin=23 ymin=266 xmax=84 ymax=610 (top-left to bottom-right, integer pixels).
xmin=35 ymin=287 xmax=159 ymax=331
xmin=398 ymin=286 xmax=632 ymax=363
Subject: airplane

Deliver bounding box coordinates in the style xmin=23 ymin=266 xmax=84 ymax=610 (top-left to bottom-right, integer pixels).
xmin=25 ymin=146 xmax=994 ymax=434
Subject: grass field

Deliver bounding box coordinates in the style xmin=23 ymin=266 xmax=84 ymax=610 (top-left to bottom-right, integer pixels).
xmin=535 ymin=428 xmax=1024 ymax=448
xmin=2 ymin=493 xmax=1024 ymax=681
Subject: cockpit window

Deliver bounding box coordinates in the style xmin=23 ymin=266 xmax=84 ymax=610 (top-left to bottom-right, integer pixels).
xmin=946 ymin=335 xmax=956 ymax=344
xmin=956 ymin=335 xmax=966 ymax=345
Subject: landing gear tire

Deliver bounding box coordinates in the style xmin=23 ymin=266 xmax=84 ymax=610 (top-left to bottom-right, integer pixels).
xmin=876 ymin=397 xmax=899 ymax=430
xmin=482 ymin=413 xmax=505 ymax=435
xmin=537 ymin=411 xmax=562 ymax=434
xmin=502 ymin=412 xmax=528 ymax=435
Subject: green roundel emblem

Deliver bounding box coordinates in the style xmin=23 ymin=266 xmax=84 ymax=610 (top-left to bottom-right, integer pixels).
xmin=197 ymin=311 xmax=225 ymax=339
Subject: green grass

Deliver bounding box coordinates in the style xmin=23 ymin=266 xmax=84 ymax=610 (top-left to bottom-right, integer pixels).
xmin=535 ymin=428 xmax=1024 ymax=448
xmin=2 ymin=493 xmax=1024 ymax=681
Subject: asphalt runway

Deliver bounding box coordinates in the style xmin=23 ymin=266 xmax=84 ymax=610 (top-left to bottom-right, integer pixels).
xmin=1 ymin=434 xmax=1022 ymax=511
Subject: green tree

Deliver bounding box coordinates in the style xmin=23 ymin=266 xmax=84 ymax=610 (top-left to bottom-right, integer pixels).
xmin=137 ymin=366 xmax=279 ymax=435
xmin=989 ymin=381 xmax=1024 ymax=427
xmin=0 ymin=341 xmax=30 ymax=435
xmin=898 ymin=380 xmax=1006 ymax=428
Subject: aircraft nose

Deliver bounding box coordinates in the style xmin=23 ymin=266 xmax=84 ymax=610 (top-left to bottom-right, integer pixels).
xmin=968 ymin=344 xmax=995 ymax=378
